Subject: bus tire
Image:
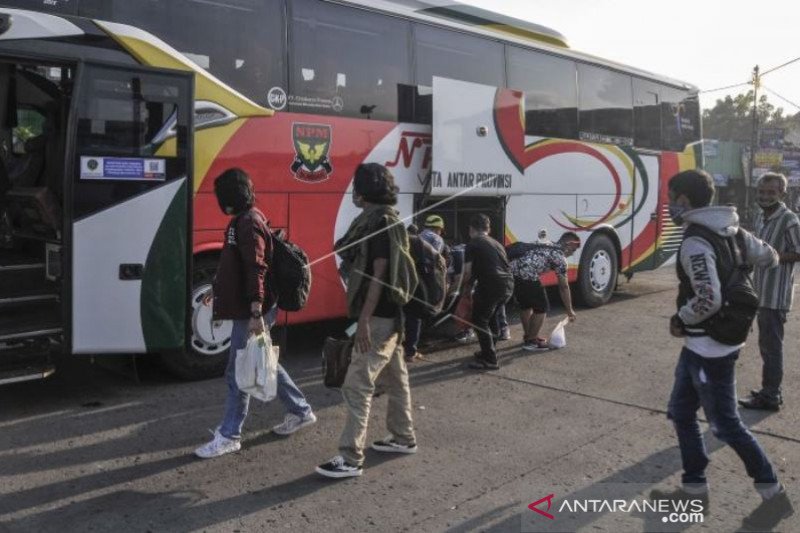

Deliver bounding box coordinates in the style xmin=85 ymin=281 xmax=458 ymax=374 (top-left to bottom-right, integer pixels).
xmin=160 ymin=256 xmax=229 ymax=380
xmin=576 ymin=234 xmax=618 ymax=308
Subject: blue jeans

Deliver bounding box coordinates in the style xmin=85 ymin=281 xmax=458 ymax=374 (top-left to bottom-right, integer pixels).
xmin=219 ymin=318 xmax=312 ymax=440
xmin=667 ymin=347 xmax=777 ymax=487
xmin=757 ymin=308 xmax=787 ymax=401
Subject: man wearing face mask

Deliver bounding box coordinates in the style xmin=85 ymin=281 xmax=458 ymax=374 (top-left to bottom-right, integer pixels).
xmin=739 ymin=173 xmax=800 ymax=411
xmin=652 ymin=170 xmax=793 ymax=531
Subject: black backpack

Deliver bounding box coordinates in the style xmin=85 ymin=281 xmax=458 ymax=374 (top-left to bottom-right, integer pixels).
xmin=267 ymin=228 xmax=312 ymax=312
xmin=404 ymin=234 xmax=447 ymax=318
xmin=681 ymin=225 xmax=760 ymax=345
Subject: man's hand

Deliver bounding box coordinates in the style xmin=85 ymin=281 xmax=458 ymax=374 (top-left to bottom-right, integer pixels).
xmin=249 ymin=317 xmax=265 ymax=336
xmin=202 ymin=289 xmax=213 ymax=307
xmin=567 ymin=310 xmax=577 ymax=322
xmin=355 ymin=318 xmax=372 ymax=354
xmin=669 ymin=314 xmax=685 ymax=338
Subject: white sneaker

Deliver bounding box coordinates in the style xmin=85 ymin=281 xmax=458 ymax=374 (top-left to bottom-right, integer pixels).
xmin=194 ymin=430 xmax=241 ymax=459
xmin=273 ymin=411 xmax=317 ymax=435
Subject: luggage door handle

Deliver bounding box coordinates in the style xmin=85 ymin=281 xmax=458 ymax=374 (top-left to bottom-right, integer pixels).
xmin=119 ymin=264 xmax=144 ymax=280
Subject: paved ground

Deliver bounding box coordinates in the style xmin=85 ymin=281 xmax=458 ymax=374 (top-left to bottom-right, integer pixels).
xmin=1 ymin=267 xmax=799 ymax=532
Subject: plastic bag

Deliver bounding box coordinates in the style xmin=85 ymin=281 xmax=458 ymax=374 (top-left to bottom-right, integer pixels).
xmin=548 ymin=317 xmax=570 ymax=349
xmin=235 ymin=330 xmax=279 ymax=402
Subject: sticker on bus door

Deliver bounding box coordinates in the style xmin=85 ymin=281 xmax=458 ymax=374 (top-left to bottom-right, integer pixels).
xmin=80 ymin=156 xmax=166 ymax=181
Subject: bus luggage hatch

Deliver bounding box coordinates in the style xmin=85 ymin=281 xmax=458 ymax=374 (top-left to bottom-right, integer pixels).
xmin=432 ymin=76 xmax=523 ymax=197
xmin=69 ymin=62 xmax=193 ymax=354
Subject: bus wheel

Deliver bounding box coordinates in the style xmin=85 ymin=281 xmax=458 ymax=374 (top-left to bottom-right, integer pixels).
xmin=576 ymin=234 xmax=618 ymax=308
xmin=160 ymin=257 xmax=229 ymax=380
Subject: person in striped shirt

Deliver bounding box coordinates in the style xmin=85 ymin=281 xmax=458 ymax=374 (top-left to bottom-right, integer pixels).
xmin=740 ymin=173 xmax=800 ymax=411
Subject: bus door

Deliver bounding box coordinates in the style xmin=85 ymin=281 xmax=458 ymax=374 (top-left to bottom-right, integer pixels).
xmin=69 ymin=62 xmax=193 ymax=354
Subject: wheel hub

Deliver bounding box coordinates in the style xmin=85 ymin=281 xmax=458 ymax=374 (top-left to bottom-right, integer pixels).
xmin=589 ymin=251 xmax=612 ymax=292
xmin=190 ymin=284 xmax=231 ymax=356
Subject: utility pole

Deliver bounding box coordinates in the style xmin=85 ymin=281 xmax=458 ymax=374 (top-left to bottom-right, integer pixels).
xmin=746 ymin=64 xmax=760 ymax=225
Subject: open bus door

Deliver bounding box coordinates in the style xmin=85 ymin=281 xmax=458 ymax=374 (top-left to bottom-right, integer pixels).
xmin=68 ymin=62 xmax=193 ymax=354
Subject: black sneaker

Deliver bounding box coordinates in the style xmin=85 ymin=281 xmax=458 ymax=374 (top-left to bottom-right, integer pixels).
xmin=739 ymin=394 xmax=781 ymax=411
xmin=371 ymin=436 xmax=418 ymax=454
xmin=649 ymin=487 xmax=710 ymax=516
xmin=741 ymin=486 xmax=794 ymax=531
xmin=315 ymin=455 xmax=363 ymax=479
xmin=468 ymin=359 xmax=499 ymax=370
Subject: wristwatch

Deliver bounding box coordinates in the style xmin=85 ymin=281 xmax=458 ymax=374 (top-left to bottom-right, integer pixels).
xmin=251 ymin=310 xmax=262 ymax=319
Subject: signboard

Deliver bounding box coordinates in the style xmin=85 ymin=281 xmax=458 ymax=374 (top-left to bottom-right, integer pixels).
xmin=80 ymin=156 xmax=166 ymax=181
xmin=754 ymin=150 xmax=783 ymax=168
xmin=703 ymin=140 xmax=719 ymax=158
xmin=760 ymin=127 xmax=785 ymax=149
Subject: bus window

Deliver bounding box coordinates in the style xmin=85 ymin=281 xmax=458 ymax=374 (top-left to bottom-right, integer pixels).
xmin=411 ymin=22 xmax=504 ymax=124
xmin=633 ymin=78 xmax=662 ymax=150
xmin=0 ymin=0 xmax=77 ymax=14
xmin=577 ymin=64 xmax=633 ymax=146
xmin=78 ymin=0 xmax=285 ymax=109
xmin=506 ymin=46 xmax=578 ymax=140
xmin=289 ymin=0 xmax=411 ymax=121
xmin=661 ymin=87 xmax=700 ymax=152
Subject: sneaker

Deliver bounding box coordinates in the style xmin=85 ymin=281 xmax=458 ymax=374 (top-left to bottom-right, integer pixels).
xmin=315 ymin=455 xmax=363 ymax=479
xmin=739 ymin=394 xmax=781 ymax=411
xmin=194 ymin=430 xmax=241 ymax=459
xmin=454 ymin=330 xmax=476 ymax=343
xmin=273 ymin=411 xmax=317 ymax=435
xmin=405 ymin=352 xmax=424 ymax=363
xmin=498 ymin=327 xmax=511 ymax=341
xmin=741 ymin=485 xmax=793 ymax=531
xmin=649 ymin=487 xmax=710 ymax=516
xmin=371 ymin=436 xmax=418 ymax=454
xmin=468 ymin=359 xmax=500 ymax=370
xmin=523 ymin=338 xmax=550 ymax=352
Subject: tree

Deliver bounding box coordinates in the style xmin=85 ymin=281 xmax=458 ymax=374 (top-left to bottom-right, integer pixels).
xmin=702 ymin=91 xmax=786 ymax=142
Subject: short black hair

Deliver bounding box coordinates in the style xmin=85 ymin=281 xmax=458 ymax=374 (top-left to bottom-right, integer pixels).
xmin=668 ymin=169 xmax=714 ymax=208
xmin=558 ymin=231 xmax=581 ymax=245
xmin=353 ymin=163 xmax=398 ymax=205
xmin=214 ymin=168 xmax=254 ymax=215
xmin=469 ymin=213 xmax=491 ymax=232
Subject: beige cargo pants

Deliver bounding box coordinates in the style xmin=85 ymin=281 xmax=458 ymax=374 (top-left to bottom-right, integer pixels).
xmin=338 ymin=316 xmax=416 ymax=466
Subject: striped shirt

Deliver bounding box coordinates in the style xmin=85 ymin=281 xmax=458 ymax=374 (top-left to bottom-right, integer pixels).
xmin=753 ymin=203 xmax=800 ymax=310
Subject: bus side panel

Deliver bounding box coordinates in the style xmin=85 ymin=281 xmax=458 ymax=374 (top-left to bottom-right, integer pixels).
xmin=194 ymin=113 xmax=397 ymax=324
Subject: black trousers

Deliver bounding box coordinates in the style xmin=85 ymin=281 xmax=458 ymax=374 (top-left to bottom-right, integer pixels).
xmin=471 ymin=279 xmax=513 ymax=364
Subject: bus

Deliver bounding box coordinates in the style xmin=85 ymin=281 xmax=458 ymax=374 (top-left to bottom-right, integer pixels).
xmin=0 ymin=0 xmax=701 ymax=384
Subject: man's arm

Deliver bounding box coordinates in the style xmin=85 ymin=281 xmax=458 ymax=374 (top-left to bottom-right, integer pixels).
xmin=557 ymin=277 xmax=576 ymax=320
xmin=237 ymin=216 xmax=268 ymax=334
xmin=675 ymin=237 xmax=722 ymax=327
xmin=355 ymin=258 xmax=388 ymax=353
xmin=780 ymin=217 xmax=800 ymax=263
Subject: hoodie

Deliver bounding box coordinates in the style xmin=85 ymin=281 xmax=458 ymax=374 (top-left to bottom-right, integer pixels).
xmin=677 ymin=206 xmax=778 ymax=357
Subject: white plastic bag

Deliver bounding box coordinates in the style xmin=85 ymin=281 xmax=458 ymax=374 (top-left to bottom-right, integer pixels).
xmin=235 ymin=331 xmax=279 ymax=402
xmin=548 ymin=317 xmax=570 ymax=349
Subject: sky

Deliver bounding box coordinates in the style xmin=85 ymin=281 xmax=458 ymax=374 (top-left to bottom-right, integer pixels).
xmin=463 ymin=0 xmax=800 ymax=114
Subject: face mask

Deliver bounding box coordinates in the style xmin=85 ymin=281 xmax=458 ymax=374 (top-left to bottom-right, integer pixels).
xmin=758 ymin=198 xmax=779 ymax=209
xmin=668 ymin=204 xmax=688 ymax=225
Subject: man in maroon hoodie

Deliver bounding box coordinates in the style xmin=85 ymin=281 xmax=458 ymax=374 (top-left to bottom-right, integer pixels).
xmin=195 ymin=169 xmax=316 ymax=459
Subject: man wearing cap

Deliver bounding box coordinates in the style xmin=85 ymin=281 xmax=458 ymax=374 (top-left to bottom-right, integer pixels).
xmin=403 ymin=214 xmax=449 ymax=362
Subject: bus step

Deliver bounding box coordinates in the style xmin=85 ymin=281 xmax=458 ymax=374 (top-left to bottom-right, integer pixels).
xmin=0 ymin=288 xmax=58 ymax=308
xmin=0 ymin=263 xmax=47 ymax=295
xmin=0 ymin=361 xmax=56 ymax=385
xmin=0 ymin=302 xmax=62 ymax=343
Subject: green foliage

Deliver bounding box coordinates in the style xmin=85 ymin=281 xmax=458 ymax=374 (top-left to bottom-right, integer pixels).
xmin=702 ymin=91 xmax=799 ymax=142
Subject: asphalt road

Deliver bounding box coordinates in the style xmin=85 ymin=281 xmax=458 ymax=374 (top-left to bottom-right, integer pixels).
xmin=1 ymin=267 xmax=799 ymax=532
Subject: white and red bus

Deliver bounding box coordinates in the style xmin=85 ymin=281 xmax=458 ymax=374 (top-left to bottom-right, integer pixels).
xmin=0 ymin=0 xmax=701 ymax=382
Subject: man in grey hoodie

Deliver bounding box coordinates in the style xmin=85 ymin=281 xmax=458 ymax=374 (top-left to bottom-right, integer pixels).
xmin=650 ymin=170 xmax=793 ymax=531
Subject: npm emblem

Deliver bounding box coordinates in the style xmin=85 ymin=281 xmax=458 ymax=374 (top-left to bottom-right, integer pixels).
xmin=80 ymin=156 xmax=166 ymax=181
